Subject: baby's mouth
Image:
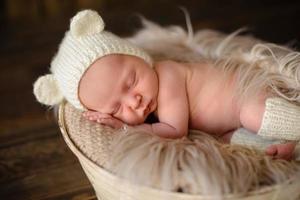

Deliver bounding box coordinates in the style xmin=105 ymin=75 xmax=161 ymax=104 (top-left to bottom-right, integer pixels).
xmin=143 ymin=100 xmax=152 ymax=116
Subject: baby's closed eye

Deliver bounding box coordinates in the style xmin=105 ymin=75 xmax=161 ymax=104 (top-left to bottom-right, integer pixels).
xmin=126 ymin=71 xmax=136 ymax=90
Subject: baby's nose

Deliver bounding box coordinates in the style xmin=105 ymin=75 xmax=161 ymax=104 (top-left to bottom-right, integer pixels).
xmin=127 ymin=94 xmax=142 ymax=110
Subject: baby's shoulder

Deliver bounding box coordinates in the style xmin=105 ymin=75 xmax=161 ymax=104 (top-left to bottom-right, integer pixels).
xmin=154 ymin=60 xmax=187 ymax=81
xmin=154 ymin=60 xmax=188 ymax=104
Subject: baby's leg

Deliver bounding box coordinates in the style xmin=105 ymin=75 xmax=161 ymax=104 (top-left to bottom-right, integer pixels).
xmin=228 ymin=128 xmax=296 ymax=160
xmin=220 ymin=130 xmax=235 ymax=143
xmin=239 ymin=95 xmax=299 ymax=159
xmin=240 ymin=95 xmax=300 ymax=140
xmin=238 ymin=92 xmax=266 ymax=134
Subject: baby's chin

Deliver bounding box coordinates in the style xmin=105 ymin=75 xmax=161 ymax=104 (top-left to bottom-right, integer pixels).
xmin=124 ymin=114 xmax=149 ymax=126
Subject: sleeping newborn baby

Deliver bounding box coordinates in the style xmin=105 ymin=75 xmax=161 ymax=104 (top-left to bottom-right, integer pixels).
xmin=34 ymin=10 xmax=298 ymax=160
xmin=79 ymin=54 xmax=248 ymax=138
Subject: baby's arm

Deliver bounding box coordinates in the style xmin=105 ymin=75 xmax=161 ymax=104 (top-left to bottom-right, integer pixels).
xmin=136 ymin=86 xmax=189 ymax=139
xmin=146 ymin=61 xmax=189 ymax=138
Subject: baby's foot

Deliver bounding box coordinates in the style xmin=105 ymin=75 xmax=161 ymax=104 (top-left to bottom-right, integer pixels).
xmin=265 ymin=142 xmax=296 ymax=161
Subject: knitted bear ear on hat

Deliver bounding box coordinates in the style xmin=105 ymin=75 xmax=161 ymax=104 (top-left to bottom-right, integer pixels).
xmin=33 ymin=74 xmax=64 ymax=106
xmin=70 ymin=10 xmax=105 ymax=37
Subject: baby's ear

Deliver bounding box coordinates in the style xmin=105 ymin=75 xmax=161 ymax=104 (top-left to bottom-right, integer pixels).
xmin=33 ymin=74 xmax=64 ymax=106
xmin=70 ymin=9 xmax=105 ymax=37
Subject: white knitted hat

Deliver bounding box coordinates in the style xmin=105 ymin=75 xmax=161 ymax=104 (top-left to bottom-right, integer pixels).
xmin=33 ymin=9 xmax=152 ymax=110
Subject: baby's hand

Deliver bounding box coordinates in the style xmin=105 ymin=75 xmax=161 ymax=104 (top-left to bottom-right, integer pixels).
xmin=82 ymin=111 xmax=124 ymax=129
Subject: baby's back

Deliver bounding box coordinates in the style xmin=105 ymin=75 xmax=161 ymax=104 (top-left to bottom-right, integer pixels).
xmin=156 ymin=60 xmax=241 ymax=136
xmin=186 ymin=61 xmax=241 ymax=135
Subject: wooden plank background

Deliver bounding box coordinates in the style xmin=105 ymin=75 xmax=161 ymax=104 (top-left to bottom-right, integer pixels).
xmin=0 ymin=0 xmax=300 ymax=199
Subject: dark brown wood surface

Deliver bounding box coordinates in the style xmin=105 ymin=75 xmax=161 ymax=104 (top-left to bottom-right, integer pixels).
xmin=0 ymin=0 xmax=300 ymax=199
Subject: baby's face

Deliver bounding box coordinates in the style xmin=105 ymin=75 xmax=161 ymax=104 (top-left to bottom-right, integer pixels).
xmin=78 ymin=54 xmax=159 ymax=125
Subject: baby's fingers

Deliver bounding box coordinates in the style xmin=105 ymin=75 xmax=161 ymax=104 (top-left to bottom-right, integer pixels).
xmin=82 ymin=111 xmax=111 ymax=120
xmin=82 ymin=111 xmax=94 ymax=117
xmin=82 ymin=112 xmax=99 ymax=121
xmin=82 ymin=111 xmax=123 ymax=128
xmin=97 ymin=118 xmax=116 ymax=128
xmin=97 ymin=117 xmax=124 ymax=129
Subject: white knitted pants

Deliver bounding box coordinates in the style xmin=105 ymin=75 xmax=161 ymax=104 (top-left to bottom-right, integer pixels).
xmin=231 ymin=128 xmax=286 ymax=151
xmin=257 ymin=97 xmax=300 ymax=141
xmin=231 ymin=128 xmax=300 ymax=160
